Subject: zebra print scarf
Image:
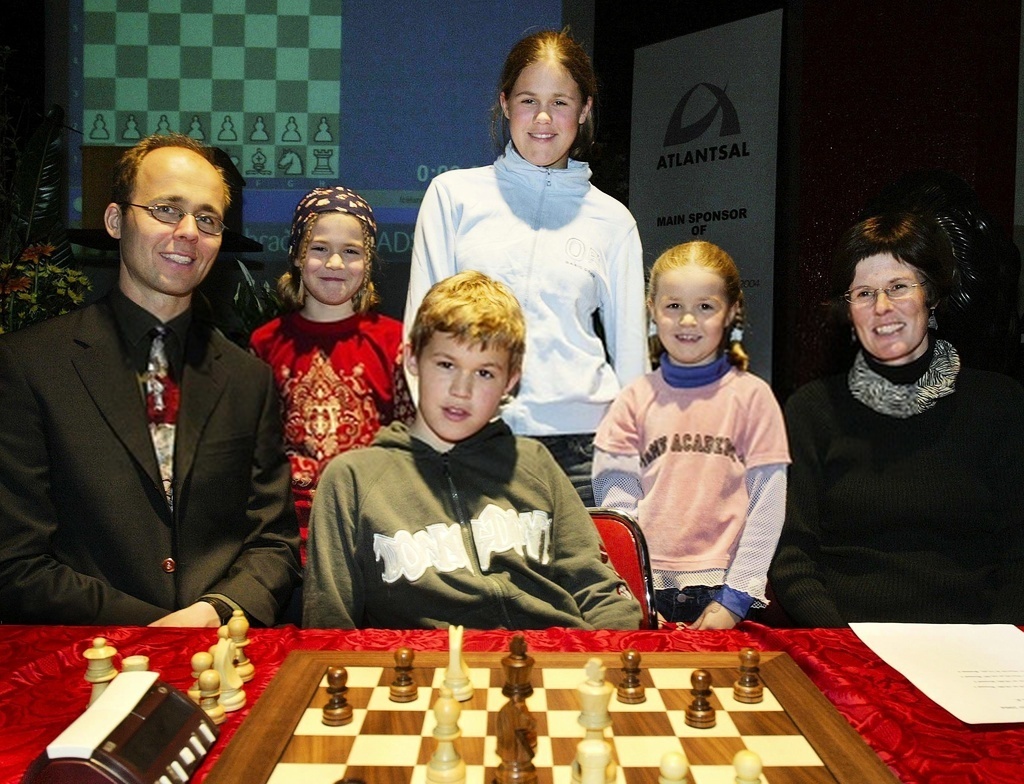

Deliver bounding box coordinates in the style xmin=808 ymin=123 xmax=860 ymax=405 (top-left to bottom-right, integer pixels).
xmin=848 ymin=339 xmax=959 ymax=418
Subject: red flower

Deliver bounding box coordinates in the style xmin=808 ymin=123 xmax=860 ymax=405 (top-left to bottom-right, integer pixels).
xmin=18 ymin=244 xmax=57 ymax=264
xmin=1 ymin=277 xmax=32 ymax=294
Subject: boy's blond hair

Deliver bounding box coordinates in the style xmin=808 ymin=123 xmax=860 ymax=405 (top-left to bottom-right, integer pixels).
xmin=409 ymin=271 xmax=526 ymax=375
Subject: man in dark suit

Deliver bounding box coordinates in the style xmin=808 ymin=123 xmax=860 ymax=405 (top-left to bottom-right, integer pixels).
xmin=0 ymin=133 xmax=300 ymax=627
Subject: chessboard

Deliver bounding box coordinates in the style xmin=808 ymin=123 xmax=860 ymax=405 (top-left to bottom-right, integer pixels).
xmin=203 ymin=648 xmax=897 ymax=784
xmin=81 ymin=0 xmax=341 ymax=179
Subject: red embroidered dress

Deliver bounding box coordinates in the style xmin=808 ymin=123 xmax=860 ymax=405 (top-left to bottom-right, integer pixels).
xmin=250 ymin=311 xmax=414 ymax=562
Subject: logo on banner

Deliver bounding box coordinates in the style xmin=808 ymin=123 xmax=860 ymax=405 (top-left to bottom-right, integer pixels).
xmin=664 ymin=82 xmax=740 ymax=146
xmin=657 ymin=82 xmax=750 ymax=170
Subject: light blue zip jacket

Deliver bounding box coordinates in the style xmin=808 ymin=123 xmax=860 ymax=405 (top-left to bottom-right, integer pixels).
xmin=405 ymin=144 xmax=648 ymax=435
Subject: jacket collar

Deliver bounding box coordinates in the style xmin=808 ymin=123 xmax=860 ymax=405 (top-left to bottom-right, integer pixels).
xmin=494 ymin=142 xmax=592 ymax=196
xmin=69 ymin=295 xmax=227 ymax=517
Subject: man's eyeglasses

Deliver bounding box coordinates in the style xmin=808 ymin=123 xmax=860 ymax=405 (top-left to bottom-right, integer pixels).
xmin=124 ymin=203 xmax=226 ymax=236
xmin=841 ymin=282 xmax=925 ymax=307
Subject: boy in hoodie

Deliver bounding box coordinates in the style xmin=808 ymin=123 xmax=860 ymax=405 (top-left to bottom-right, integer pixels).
xmin=304 ymin=270 xmax=641 ymax=629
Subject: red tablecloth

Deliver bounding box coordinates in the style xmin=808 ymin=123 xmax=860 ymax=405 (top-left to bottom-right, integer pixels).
xmin=1 ymin=623 xmax=1022 ymax=783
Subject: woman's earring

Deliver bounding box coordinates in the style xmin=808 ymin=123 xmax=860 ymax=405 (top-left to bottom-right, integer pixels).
xmin=928 ymin=308 xmax=937 ymax=330
xmin=648 ymin=319 xmax=658 ymax=337
xmin=730 ymin=325 xmax=743 ymax=343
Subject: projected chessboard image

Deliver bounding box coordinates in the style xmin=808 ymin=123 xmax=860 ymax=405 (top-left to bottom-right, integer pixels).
xmin=82 ymin=0 xmax=341 ymax=180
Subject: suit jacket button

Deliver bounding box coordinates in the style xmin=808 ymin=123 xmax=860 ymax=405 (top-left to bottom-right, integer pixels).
xmin=161 ymin=557 xmax=176 ymax=573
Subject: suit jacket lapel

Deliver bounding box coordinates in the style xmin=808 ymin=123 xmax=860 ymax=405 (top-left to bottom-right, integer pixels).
xmin=175 ymin=323 xmax=226 ymax=495
xmin=71 ymin=302 xmax=164 ymax=491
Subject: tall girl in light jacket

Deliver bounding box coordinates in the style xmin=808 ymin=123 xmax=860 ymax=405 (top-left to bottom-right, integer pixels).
xmin=405 ymin=29 xmax=647 ymax=505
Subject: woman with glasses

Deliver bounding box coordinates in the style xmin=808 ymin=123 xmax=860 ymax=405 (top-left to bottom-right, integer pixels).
xmin=769 ymin=211 xmax=1024 ymax=626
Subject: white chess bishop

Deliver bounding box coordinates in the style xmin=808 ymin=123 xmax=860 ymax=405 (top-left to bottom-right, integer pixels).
xmin=442 ymin=624 xmax=473 ymax=702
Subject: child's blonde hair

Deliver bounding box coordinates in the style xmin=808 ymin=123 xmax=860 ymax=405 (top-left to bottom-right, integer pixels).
xmin=409 ymin=271 xmax=526 ymax=376
xmin=647 ymin=241 xmax=750 ymax=371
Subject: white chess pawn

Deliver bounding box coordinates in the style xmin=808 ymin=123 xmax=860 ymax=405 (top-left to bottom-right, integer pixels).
xmin=198 ymin=669 xmax=226 ymax=726
xmin=314 ymin=116 xmax=333 ymax=142
xmin=212 ymin=625 xmax=246 ymax=711
xmin=218 ymin=115 xmax=237 ymax=141
xmin=251 ymin=115 xmax=269 ymax=141
xmin=443 ymin=624 xmax=473 ymax=702
xmin=188 ymin=651 xmax=214 ymax=703
xmin=659 ymin=751 xmax=689 ymax=783
xmin=426 ymin=686 xmax=465 ymax=783
xmin=733 ymin=749 xmax=763 ymax=784
xmin=84 ymin=637 xmax=118 ymax=706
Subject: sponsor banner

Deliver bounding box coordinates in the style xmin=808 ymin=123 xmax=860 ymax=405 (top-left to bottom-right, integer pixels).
xmin=629 ymin=11 xmax=783 ymax=379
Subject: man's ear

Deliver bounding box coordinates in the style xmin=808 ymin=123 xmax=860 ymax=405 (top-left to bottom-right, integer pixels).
xmin=103 ymin=203 xmax=123 ymax=240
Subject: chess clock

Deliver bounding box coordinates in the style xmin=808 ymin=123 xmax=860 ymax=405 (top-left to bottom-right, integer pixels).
xmin=21 ymin=671 xmax=218 ymax=784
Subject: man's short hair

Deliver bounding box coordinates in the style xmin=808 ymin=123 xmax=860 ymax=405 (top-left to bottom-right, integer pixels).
xmin=409 ymin=270 xmax=526 ymax=375
xmin=110 ymin=133 xmax=231 ymax=209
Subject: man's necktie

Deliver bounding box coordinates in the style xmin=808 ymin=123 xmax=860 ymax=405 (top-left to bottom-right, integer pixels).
xmin=146 ymin=326 xmax=179 ymax=511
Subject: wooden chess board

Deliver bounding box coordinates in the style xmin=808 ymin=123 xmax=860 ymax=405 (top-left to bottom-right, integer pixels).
xmin=203 ymin=650 xmax=898 ymax=783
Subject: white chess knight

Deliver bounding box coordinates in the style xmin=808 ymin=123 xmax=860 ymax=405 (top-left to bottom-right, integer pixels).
xmin=212 ymin=625 xmax=246 ymax=711
xmin=426 ymin=686 xmax=466 ymax=784
xmin=572 ymin=658 xmax=615 ymax=783
xmin=442 ymin=624 xmax=473 ymax=702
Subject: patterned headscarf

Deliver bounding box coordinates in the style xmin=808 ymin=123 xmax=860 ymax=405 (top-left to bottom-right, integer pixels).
xmin=287 ymin=186 xmax=377 ymax=263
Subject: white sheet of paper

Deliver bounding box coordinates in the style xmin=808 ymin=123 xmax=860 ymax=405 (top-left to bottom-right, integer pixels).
xmin=850 ymin=623 xmax=1024 ymax=724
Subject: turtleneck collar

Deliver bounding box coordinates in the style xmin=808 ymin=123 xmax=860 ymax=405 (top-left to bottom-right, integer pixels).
xmin=659 ymin=353 xmax=731 ymax=388
xmin=863 ymin=336 xmax=935 ymax=385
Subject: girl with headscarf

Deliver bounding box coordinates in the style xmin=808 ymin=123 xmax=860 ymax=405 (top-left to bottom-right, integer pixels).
xmin=250 ymin=187 xmax=414 ymax=563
